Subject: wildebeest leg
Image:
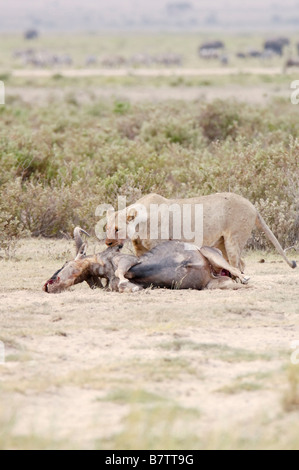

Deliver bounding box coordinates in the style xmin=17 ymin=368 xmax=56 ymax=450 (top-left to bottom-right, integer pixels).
xmin=213 ymin=237 xmax=228 ymax=261
xmin=119 ymin=281 xmax=143 ymax=293
xmin=200 ymin=246 xmax=250 ymax=284
xmin=108 ymin=275 xmax=121 ymax=292
xmin=206 ymin=277 xmax=244 ymax=290
xmin=114 ymin=257 xmax=143 ymax=293
xmin=85 ymin=276 xmax=104 ymax=290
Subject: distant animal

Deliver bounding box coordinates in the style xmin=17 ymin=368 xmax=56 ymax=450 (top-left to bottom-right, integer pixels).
xmin=264 ymin=37 xmax=289 ymax=56
xmin=101 ymin=55 xmax=126 ymax=68
xmin=198 ymin=41 xmax=225 ymax=60
xmin=85 ymin=55 xmax=97 ymax=66
xmin=105 ymin=192 xmax=297 ymax=272
xmin=247 ymin=49 xmax=262 ymax=58
xmin=13 ymin=48 xmax=73 ymax=68
xmin=24 ymin=30 xmax=39 ymax=40
xmin=43 ymin=229 xmax=250 ymax=294
xmin=154 ymin=53 xmax=183 ymax=66
xmin=261 ymin=50 xmax=274 ymax=60
xmin=220 ymin=54 xmax=229 ymax=66
xmin=199 ymin=41 xmax=225 ymax=51
xmin=199 ymin=49 xmax=220 ymax=60
xmin=285 ymin=58 xmax=299 ymax=68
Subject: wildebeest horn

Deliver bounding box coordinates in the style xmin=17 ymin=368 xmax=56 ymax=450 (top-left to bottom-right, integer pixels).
xmin=74 ymin=227 xmax=90 ymax=259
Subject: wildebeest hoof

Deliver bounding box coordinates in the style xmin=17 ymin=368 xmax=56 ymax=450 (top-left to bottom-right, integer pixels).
xmin=118 ymin=280 xmax=129 ymax=293
xmin=119 ymin=280 xmax=143 ymax=293
xmin=131 ymin=285 xmax=143 ymax=293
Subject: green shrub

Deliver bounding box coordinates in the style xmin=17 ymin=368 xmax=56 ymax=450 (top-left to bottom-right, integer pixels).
xmin=0 ymin=96 xmax=298 ymax=249
xmin=0 ymin=210 xmax=26 ymax=258
xmin=113 ymin=100 xmax=131 ymax=115
xmin=0 ymin=180 xmax=83 ymax=238
xmin=198 ymin=100 xmax=242 ymax=142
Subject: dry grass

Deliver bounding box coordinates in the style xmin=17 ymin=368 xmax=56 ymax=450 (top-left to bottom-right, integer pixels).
xmin=1 ymin=95 xmax=298 ymax=247
xmin=0 ymin=239 xmax=298 ymax=449
xmin=283 ymin=365 xmax=299 ymax=412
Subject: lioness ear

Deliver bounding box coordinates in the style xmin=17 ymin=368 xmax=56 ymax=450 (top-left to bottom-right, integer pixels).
xmin=127 ymin=208 xmax=138 ymax=222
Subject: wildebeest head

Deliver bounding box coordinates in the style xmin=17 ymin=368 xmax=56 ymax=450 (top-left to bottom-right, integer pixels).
xmin=43 ymin=227 xmax=93 ymax=293
xmin=43 ymin=258 xmax=98 ymax=293
xmin=43 ymin=227 xmax=123 ymax=293
xmin=73 ymin=227 xmax=89 ymax=260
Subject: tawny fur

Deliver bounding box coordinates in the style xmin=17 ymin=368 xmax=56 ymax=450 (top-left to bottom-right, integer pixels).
xmin=106 ymin=192 xmax=296 ymax=271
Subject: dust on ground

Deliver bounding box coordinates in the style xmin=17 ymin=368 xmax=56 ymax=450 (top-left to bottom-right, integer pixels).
xmin=0 ymin=239 xmax=298 ymax=449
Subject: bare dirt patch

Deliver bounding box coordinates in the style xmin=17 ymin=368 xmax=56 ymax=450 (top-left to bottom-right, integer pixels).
xmin=0 ymin=239 xmax=298 ymax=449
xmin=10 ymin=67 xmax=285 ymax=79
xmin=6 ymin=83 xmax=291 ymax=105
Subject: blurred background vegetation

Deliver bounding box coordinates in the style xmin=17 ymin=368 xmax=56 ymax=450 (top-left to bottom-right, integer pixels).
xmin=0 ymin=92 xmax=298 ymax=255
xmin=0 ymin=21 xmax=299 ymax=257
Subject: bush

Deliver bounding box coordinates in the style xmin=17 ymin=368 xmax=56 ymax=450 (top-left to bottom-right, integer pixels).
xmin=0 ymin=180 xmax=83 ymax=238
xmin=198 ymin=100 xmax=242 ymax=142
xmin=0 ymin=210 xmax=26 ymax=258
xmin=0 ymin=96 xmax=298 ymax=250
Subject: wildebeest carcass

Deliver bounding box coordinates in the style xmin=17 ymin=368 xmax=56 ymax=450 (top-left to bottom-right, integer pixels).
xmin=43 ymin=228 xmax=250 ymax=294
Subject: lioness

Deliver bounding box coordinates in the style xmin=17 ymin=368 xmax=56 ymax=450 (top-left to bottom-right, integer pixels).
xmin=105 ymin=192 xmax=296 ymax=272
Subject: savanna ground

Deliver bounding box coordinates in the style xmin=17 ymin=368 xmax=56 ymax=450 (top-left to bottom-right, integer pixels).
xmin=0 ymin=240 xmax=298 ymax=450
xmin=0 ymin=33 xmax=299 ymax=450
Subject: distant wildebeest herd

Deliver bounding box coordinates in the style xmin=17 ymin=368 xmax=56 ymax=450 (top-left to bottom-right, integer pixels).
xmin=14 ymin=35 xmax=299 ymax=70
xmin=44 ymin=192 xmax=296 ymax=295
xmin=198 ymin=37 xmax=299 ymax=68
xmin=13 ymin=50 xmax=183 ymax=69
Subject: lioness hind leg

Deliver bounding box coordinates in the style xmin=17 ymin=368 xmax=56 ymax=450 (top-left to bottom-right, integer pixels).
xmin=214 ymin=237 xmax=247 ymax=272
xmin=214 ymin=238 xmax=229 ymax=263
xmin=224 ymin=235 xmax=247 ymax=272
xmin=239 ymin=258 xmax=246 ymax=273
